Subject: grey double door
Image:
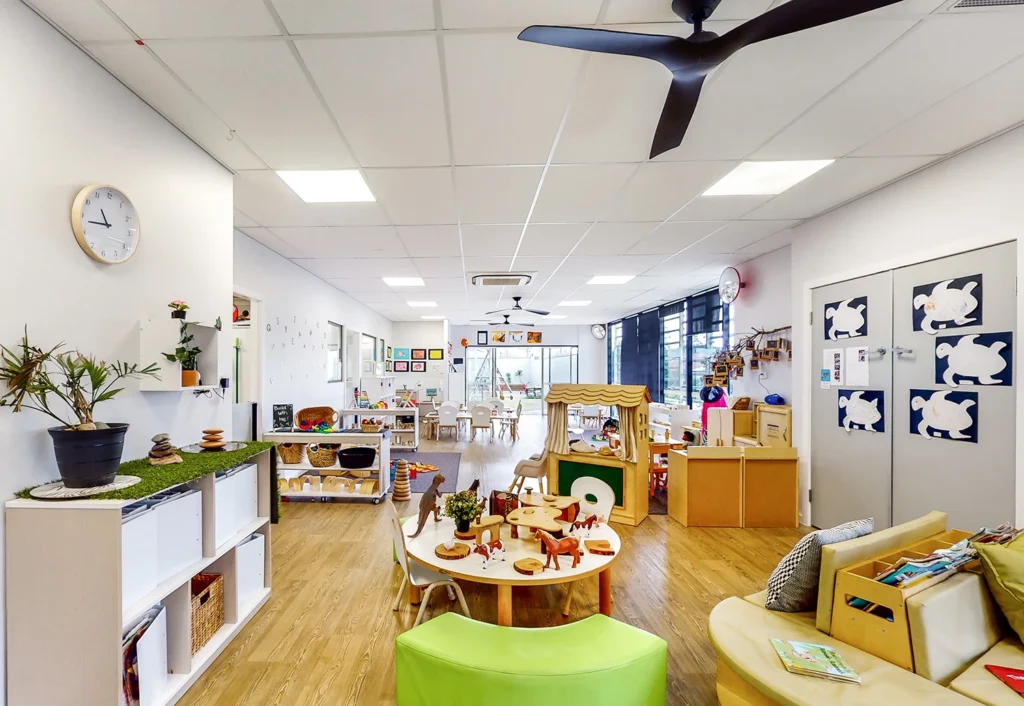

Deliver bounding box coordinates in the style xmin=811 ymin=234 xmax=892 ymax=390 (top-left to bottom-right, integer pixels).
xmin=811 ymin=242 xmax=1015 ymax=531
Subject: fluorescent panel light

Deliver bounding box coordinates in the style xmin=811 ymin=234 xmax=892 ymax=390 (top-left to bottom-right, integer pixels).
xmin=543 ymin=315 xmax=568 ymax=320
xmin=421 ymin=315 xmax=445 ymax=320
xmin=702 ymin=160 xmax=834 ymax=196
xmin=276 ymin=170 xmax=375 ymax=203
xmin=407 ymin=301 xmax=437 ymax=308
xmin=383 ymin=277 xmax=424 ymax=287
xmin=559 ymin=301 xmax=591 ymax=307
xmin=587 ymin=275 xmax=635 ymax=285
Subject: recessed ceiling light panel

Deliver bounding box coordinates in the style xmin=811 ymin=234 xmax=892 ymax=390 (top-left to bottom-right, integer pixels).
xmin=383 ymin=277 xmax=425 ymax=287
xmin=702 ymin=160 xmax=834 ymax=196
xmin=588 ymin=275 xmax=636 ymax=285
xmin=277 ymin=170 xmax=375 ymax=203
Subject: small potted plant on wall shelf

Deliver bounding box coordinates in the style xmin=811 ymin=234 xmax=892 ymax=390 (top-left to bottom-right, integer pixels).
xmin=164 ymin=321 xmax=202 ymax=387
xmin=168 ymin=300 xmax=189 ymax=319
xmin=0 ymin=328 xmax=160 ymax=488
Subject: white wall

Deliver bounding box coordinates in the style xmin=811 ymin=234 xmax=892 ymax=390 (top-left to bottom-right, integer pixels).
xmin=0 ymin=0 xmax=235 ymax=698
xmin=233 ymin=232 xmax=393 ymax=427
xmin=389 ymin=321 xmax=449 ymax=399
xmin=728 ymin=246 xmax=794 ymax=403
xmin=447 ymin=324 xmax=607 ymax=402
xmin=788 ymin=125 xmax=1024 ymax=526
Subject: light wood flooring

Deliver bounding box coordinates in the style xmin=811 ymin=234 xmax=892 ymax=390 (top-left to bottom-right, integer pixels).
xmin=179 ymin=416 xmax=805 ymax=706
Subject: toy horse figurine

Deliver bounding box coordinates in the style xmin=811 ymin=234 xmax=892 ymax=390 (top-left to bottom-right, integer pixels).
xmin=408 ymin=473 xmax=446 ymax=538
xmin=472 ymin=539 xmax=505 ymax=569
xmin=571 ymin=514 xmax=599 ymax=538
xmin=534 ymin=529 xmax=581 ymax=570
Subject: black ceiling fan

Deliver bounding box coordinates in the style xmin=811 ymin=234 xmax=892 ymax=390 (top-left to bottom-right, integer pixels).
xmin=485 ymin=295 xmax=550 ymax=317
xmin=490 ymin=314 xmax=536 ymax=327
xmin=518 ymin=0 xmax=902 ymax=158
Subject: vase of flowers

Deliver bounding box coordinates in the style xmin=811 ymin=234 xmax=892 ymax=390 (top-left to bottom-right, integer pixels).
xmin=445 ymin=490 xmax=482 ymax=535
xmin=164 ymin=320 xmax=201 ymax=387
xmin=168 ymin=300 xmax=189 ymax=319
xmin=0 ymin=328 xmax=160 ymax=487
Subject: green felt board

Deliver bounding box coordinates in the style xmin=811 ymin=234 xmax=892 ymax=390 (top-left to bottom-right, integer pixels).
xmin=558 ymin=460 xmax=623 ymax=506
xmin=18 ymin=441 xmax=274 ymax=501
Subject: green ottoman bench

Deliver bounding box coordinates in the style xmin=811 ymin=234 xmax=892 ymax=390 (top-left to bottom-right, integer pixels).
xmin=396 ymin=612 xmax=667 ymax=705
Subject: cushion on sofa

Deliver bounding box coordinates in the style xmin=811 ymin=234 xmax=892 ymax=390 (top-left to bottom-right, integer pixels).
xmin=907 ymin=572 xmax=1005 ymax=686
xmin=709 ymin=596 xmax=976 ymax=706
xmin=765 ymin=518 xmax=873 ymax=612
xmin=978 ymin=535 xmax=1024 ymax=642
xmin=744 ymin=591 xmax=816 ymax=630
xmin=816 ymin=511 xmax=948 ymax=633
xmin=949 ymin=637 xmax=1024 ymax=705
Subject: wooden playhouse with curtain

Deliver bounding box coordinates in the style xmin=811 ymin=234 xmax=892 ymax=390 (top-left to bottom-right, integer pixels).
xmin=544 ymin=383 xmax=651 ymax=526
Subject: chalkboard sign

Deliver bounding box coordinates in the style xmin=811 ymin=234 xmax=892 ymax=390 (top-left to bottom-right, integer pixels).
xmin=272 ymin=404 xmax=293 ymax=430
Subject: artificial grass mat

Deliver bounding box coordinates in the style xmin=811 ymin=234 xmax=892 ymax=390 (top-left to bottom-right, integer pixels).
xmin=17 ymin=441 xmax=275 ymax=501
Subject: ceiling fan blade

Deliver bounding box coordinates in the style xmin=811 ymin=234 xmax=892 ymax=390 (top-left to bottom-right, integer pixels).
xmin=518 ymin=26 xmax=688 ymax=69
xmin=650 ymin=71 xmax=706 ymax=159
xmin=524 ymin=307 xmax=550 ymax=316
xmin=723 ymin=0 xmax=903 ymax=49
xmin=483 ymin=307 xmax=513 ymax=316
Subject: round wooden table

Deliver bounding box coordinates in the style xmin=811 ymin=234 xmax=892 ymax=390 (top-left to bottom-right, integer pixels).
xmin=403 ymin=516 xmax=620 ymax=627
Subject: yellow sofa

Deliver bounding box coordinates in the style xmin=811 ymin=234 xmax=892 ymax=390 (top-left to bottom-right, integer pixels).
xmin=709 ymin=511 xmax=1024 ymax=705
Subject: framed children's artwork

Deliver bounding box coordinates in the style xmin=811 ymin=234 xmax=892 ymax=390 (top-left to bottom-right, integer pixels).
xmin=527 ymin=331 xmax=542 ymax=344
xmin=385 ymin=360 xmax=392 ymax=372
xmin=824 ymin=296 xmax=868 ymax=340
xmin=913 ymin=274 xmax=982 ymax=334
xmin=837 ymin=390 xmax=884 ymax=433
xmin=910 ymin=389 xmax=978 ymax=443
xmin=411 ymin=361 xmax=426 ymax=373
xmin=379 ymin=339 xmax=386 ymax=361
xmin=477 ymin=331 xmax=488 ymax=345
xmin=509 ymin=331 xmax=525 ymax=344
xmin=387 ymin=346 xmax=392 ymax=359
xmin=393 ymin=360 xmax=409 ymax=372
xmin=411 ymin=348 xmax=426 ymax=360
xmin=394 ymin=348 xmax=411 ymax=360
xmin=492 ymin=331 xmax=506 ymax=344
xmin=935 ymin=332 xmax=1012 ymax=387
xmin=428 ymin=348 xmax=444 ymax=360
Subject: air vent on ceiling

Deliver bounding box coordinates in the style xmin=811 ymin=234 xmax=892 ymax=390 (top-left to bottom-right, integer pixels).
xmin=948 ymin=0 xmax=1024 ymax=8
xmin=471 ymin=273 xmax=533 ymax=287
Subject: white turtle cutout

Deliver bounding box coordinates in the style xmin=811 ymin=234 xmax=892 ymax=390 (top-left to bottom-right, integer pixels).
xmin=910 ymin=390 xmax=978 ymax=443
xmin=935 ymin=332 xmax=1012 ymax=387
xmin=837 ymin=390 xmax=884 ymax=433
xmin=912 ymin=275 xmax=981 ymax=334
xmin=824 ymin=297 xmax=868 ymax=341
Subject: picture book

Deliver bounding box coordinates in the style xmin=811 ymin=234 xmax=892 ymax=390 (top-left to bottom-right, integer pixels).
xmin=771 ymin=639 xmax=861 ymax=685
xmin=986 ymin=665 xmax=1024 ymax=697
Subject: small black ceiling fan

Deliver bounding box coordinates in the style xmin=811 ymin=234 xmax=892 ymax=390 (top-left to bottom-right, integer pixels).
xmin=518 ymin=0 xmax=902 ymax=158
xmin=485 ymin=295 xmax=550 ymax=317
xmin=490 ymin=314 xmax=536 ymax=327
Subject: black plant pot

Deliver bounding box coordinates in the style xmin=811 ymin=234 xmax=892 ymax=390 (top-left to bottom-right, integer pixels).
xmin=171 ymin=310 xmax=186 ymax=319
xmin=456 ymin=518 xmax=471 ymax=534
xmin=48 ymin=423 xmax=129 ymax=488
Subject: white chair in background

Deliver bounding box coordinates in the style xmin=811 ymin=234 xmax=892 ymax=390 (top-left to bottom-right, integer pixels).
xmin=437 ymin=405 xmax=460 ymax=440
xmin=389 ymin=502 xmax=470 ymax=626
xmin=582 ymin=405 xmax=603 ymax=428
xmin=509 ymin=451 xmax=547 ymax=494
xmin=499 ymin=401 xmax=522 ymax=439
xmin=470 ymin=405 xmax=494 ymax=442
xmin=487 ymin=397 xmax=505 ymax=414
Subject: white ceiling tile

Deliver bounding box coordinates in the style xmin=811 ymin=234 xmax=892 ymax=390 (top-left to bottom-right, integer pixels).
xmin=671 ymin=194 xmax=773 ymax=221
xmin=233 ymin=170 xmax=320 ymax=226
xmin=422 ymin=277 xmax=468 ymax=293
xmin=461 ymin=225 xmax=522 ymax=257
xmin=445 ymin=32 xmax=584 ymax=165
xmin=363 ymin=168 xmax=457 ymax=225
xmin=559 ymin=254 xmax=665 ymax=276
xmin=148 ymin=40 xmax=355 ymax=169
xmin=441 ymin=0 xmax=602 ymax=29
xmin=509 ymin=256 xmax=567 ymax=278
xmin=644 ymin=254 xmax=721 ymax=277
xmin=601 ymin=162 xmax=737 ymax=221
xmin=26 ymin=0 xmax=132 ymax=41
xmin=578 ymin=222 xmax=658 ymax=254
xmin=270 ymin=0 xmax=436 ymax=33
xmin=756 ymin=14 xmax=1024 ymax=159
xmin=531 ymin=164 xmax=638 ymax=222
xmin=414 ymin=257 xmax=466 ymax=277
xmin=308 ymin=202 xmax=390 ymax=227
xmin=85 ymin=42 xmax=264 ymax=170
xmin=464 ymin=256 xmax=514 ymax=273
xmin=516 ymin=224 xmax=589 ymax=257
xmin=397 ymin=226 xmax=463 ymax=257
xmin=234 ymin=210 xmax=259 ymax=228
xmin=327 ymin=279 xmax=399 ymax=295
xmin=267 ymin=226 xmax=404 ymax=258
xmin=680 ymin=220 xmax=798 ymax=255
xmin=736 ymin=228 xmax=795 ymax=256
xmin=295 ymin=257 xmax=419 ymax=279
xmin=101 ymin=0 xmax=280 ymax=38
xmin=626 ymin=221 xmax=725 ymax=255
xmin=454 ymin=167 xmax=543 ymax=223
xmin=602 ymin=0 xmax=771 ymax=24
xmin=296 ymin=36 xmax=449 ymax=168
xmin=855 ymin=53 xmax=1024 ymax=158
xmin=238 ymin=227 xmax=303 ymax=258
xmin=747 ymin=156 xmax=933 ymax=220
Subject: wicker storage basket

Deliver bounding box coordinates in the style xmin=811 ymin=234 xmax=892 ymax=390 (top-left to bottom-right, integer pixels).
xmin=360 ymin=422 xmax=383 ymax=433
xmin=276 ymin=442 xmax=305 ymax=465
xmin=191 ymin=573 xmax=224 ymax=654
xmin=307 ymin=443 xmax=340 ymax=468
xmin=296 ymin=406 xmax=338 ymax=430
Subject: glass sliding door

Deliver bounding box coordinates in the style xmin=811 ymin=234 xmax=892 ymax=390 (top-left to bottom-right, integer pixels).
xmin=464 ymin=346 xmax=578 ymax=414
xmin=465 ymin=347 xmax=493 ymax=406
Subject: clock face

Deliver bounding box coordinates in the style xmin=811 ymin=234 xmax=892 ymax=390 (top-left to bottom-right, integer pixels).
xmin=591 ymin=324 xmax=607 ymax=340
xmin=72 ymin=185 xmax=139 ymax=264
xmin=719 ymin=267 xmax=742 ymax=304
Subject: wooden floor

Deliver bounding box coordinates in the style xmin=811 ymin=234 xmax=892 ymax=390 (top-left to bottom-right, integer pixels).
xmin=179 ymin=416 xmax=804 ymax=706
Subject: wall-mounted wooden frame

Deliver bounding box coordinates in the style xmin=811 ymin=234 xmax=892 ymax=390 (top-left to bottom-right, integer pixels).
xmin=428 ymin=348 xmax=443 ymax=360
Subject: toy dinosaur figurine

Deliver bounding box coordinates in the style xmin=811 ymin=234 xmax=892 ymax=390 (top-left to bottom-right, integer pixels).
xmin=408 ymin=473 xmax=446 ymax=539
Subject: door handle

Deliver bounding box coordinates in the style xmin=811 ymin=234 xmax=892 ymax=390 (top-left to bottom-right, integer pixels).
xmin=893 ymin=346 xmax=914 ymax=357
xmin=857 ymin=347 xmax=887 ymax=362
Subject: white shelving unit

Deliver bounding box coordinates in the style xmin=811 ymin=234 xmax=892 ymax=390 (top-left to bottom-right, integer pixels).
xmin=5 ymin=450 xmax=273 ymax=706
xmin=141 ymin=317 xmax=222 ymax=392
xmin=265 ymin=429 xmax=392 ymax=504
xmin=359 ymin=375 xmax=396 ymax=405
xmin=337 ymin=407 xmax=419 ymax=451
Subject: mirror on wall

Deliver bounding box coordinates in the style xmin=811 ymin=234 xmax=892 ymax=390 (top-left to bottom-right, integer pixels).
xmin=361 ymin=333 xmax=376 ymax=375
xmin=327 ymin=322 xmax=343 ymax=383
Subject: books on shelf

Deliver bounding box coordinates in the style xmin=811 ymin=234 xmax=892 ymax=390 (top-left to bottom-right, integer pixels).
xmin=771 ymin=639 xmax=861 ymax=685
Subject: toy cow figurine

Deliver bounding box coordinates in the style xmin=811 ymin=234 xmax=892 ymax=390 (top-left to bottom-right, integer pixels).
xmin=472 ymin=539 xmax=505 ymax=569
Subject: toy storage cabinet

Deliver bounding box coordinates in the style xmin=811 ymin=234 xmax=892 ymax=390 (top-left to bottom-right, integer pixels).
xmin=5 ymin=451 xmax=273 ymax=706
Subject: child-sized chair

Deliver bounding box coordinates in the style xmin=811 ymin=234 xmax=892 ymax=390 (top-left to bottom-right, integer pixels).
xmin=509 ymin=451 xmax=547 ymax=494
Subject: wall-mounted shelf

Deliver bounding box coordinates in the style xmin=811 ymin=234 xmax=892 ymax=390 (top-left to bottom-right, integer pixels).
xmin=141 ymin=318 xmax=222 ymax=392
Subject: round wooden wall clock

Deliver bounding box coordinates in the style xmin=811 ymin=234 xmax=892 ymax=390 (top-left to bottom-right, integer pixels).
xmin=71 ymin=184 xmax=140 ymax=264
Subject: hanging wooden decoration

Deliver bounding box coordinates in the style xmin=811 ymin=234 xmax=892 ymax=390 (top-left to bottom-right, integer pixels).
xmin=935 ymin=332 xmax=1012 ymax=387
xmin=912 ymin=275 xmax=982 ymax=335
xmin=824 ymin=297 xmax=868 ymax=340
xmin=910 ymin=390 xmax=978 ymax=443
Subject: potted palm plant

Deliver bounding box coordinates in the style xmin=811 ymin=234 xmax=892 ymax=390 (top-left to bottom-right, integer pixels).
xmin=0 ymin=328 xmax=160 ymax=488
xmin=164 ymin=320 xmax=202 ymax=387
